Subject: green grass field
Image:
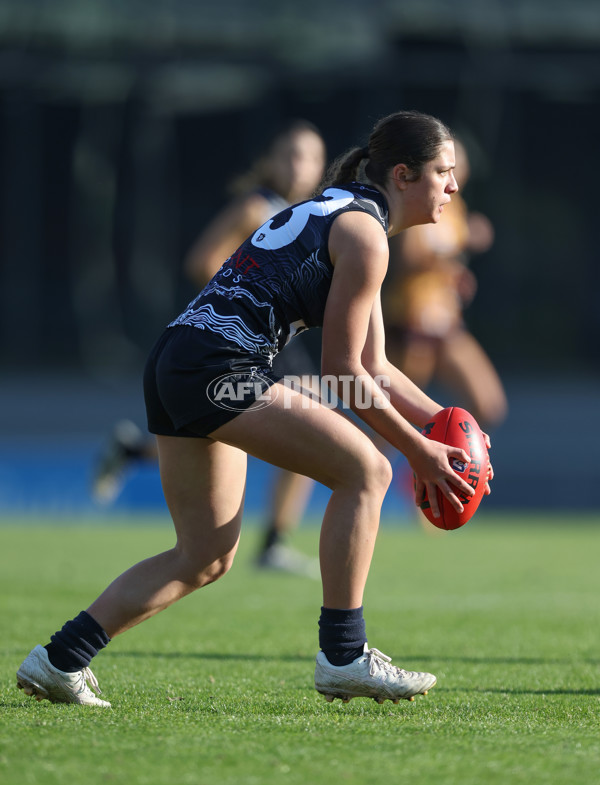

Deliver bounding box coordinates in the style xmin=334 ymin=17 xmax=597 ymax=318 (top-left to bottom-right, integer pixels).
xmin=1 ymin=513 xmax=599 ymax=785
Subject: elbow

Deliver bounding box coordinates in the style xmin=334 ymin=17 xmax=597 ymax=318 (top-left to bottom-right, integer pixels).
xmin=320 ymin=353 xmax=362 ymax=381
xmin=321 ymin=354 xmax=387 ymax=383
xmin=360 ymin=349 xmax=388 ymax=380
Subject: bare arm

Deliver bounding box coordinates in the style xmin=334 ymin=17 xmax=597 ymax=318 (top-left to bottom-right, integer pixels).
xmin=361 ymin=290 xmax=443 ymax=428
xmin=322 ymin=211 xmax=474 ymax=516
xmin=184 ymin=193 xmax=269 ymax=288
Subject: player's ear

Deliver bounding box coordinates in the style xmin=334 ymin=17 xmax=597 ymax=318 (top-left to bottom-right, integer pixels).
xmin=391 ymin=163 xmax=410 ymax=189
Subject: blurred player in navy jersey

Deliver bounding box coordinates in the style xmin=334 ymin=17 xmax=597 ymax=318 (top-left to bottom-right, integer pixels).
xmin=93 ymin=120 xmax=326 ymax=577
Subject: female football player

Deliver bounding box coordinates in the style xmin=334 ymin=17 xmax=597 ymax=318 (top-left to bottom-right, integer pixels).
xmin=17 ymin=110 xmax=491 ymax=707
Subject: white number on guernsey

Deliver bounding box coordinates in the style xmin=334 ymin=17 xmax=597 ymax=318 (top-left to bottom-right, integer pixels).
xmin=251 ymin=188 xmax=355 ymax=250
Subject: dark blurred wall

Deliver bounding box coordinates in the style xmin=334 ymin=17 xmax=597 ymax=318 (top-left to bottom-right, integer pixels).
xmin=0 ymin=1 xmax=599 ymax=380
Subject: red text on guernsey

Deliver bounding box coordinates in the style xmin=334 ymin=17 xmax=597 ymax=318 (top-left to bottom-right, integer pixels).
xmin=231 ymin=248 xmax=260 ymax=274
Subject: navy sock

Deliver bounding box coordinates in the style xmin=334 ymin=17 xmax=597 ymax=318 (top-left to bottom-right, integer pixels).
xmin=45 ymin=611 xmax=110 ymax=673
xmin=318 ymin=606 xmax=367 ymax=666
xmin=262 ymin=523 xmax=282 ymax=552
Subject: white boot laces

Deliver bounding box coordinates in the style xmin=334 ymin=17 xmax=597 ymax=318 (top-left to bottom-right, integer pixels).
xmin=367 ymin=648 xmax=407 ymax=678
xmin=79 ymin=667 xmax=103 ymax=696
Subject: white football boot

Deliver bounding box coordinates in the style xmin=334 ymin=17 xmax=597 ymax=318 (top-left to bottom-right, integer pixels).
xmin=315 ymin=644 xmax=436 ymax=704
xmin=256 ymin=543 xmax=320 ymax=579
xmin=16 ymin=645 xmax=111 ymax=707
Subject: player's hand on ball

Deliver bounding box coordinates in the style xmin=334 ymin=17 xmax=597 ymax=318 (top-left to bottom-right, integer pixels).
xmin=416 ymin=407 xmax=489 ymax=530
xmin=481 ymin=431 xmax=494 ymax=496
xmin=411 ymin=437 xmax=475 ymax=520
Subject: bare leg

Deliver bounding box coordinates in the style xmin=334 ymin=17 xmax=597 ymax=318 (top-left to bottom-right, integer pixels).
xmin=87 ymin=438 xmax=247 ymax=637
xmin=269 ymin=470 xmax=315 ymax=533
xmin=263 ymin=372 xmax=320 ymax=542
xmin=212 ymin=384 xmax=392 ymax=609
xmin=387 ymin=334 xmax=439 ymax=391
xmin=89 ymin=380 xmax=391 ymax=639
xmin=257 ymin=468 xmax=318 ymax=576
xmin=437 ymin=329 xmax=508 ymax=429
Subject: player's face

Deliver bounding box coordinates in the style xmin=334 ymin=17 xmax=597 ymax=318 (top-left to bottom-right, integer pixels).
xmin=403 ymin=140 xmax=458 ymax=226
xmin=269 ymin=130 xmax=326 ymax=201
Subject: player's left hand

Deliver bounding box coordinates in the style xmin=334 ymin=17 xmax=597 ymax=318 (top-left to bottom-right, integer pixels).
xmin=481 ymin=431 xmax=493 ymax=495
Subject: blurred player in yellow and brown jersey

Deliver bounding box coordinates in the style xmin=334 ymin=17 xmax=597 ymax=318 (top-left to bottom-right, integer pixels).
xmin=383 ymin=139 xmax=508 ymax=432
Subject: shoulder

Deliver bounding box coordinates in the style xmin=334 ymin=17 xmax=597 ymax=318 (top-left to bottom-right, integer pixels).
xmin=254 ymin=187 xmax=290 ymax=214
xmin=329 ymin=210 xmax=389 ymax=262
xmin=328 ymin=210 xmax=389 ymax=291
xmin=326 ymin=184 xmax=389 ymax=259
xmin=220 ymin=191 xmax=274 ymax=236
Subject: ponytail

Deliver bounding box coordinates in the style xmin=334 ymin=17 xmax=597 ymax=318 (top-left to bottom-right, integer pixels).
xmin=320 ymin=146 xmax=369 ymax=189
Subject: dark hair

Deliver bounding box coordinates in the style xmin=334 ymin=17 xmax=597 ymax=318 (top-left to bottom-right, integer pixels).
xmin=322 ymin=110 xmax=453 ymax=189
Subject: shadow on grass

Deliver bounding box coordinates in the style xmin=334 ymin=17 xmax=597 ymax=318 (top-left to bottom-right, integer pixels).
xmin=108 ymin=650 xmax=315 ymax=662
xmin=404 ymin=654 xmax=600 ymax=666
xmin=444 ymin=687 xmax=600 ymax=696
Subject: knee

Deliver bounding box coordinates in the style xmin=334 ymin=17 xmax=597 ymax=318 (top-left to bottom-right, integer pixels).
xmin=366 ymin=448 xmax=393 ymax=496
xmin=343 ymin=443 xmax=393 ymax=498
xmin=175 ymin=543 xmax=237 ymax=591
xmin=197 ymin=552 xmax=235 ymax=586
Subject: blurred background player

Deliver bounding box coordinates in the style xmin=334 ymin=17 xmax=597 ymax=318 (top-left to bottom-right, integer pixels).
xmin=382 ymin=138 xmax=508 ymax=431
xmin=93 ymin=119 xmax=327 ymax=576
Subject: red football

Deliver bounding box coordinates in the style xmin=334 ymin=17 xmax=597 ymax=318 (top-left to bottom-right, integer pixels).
xmin=418 ymin=407 xmax=488 ymax=530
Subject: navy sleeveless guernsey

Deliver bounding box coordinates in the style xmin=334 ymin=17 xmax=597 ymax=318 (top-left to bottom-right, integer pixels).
xmin=169 ymin=184 xmax=388 ymax=361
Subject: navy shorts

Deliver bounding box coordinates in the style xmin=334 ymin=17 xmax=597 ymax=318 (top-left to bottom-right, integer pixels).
xmin=143 ymin=326 xmax=281 ymax=438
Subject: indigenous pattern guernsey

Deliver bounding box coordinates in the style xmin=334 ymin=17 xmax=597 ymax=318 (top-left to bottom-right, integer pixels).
xmin=169 ymin=184 xmax=389 ymax=363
